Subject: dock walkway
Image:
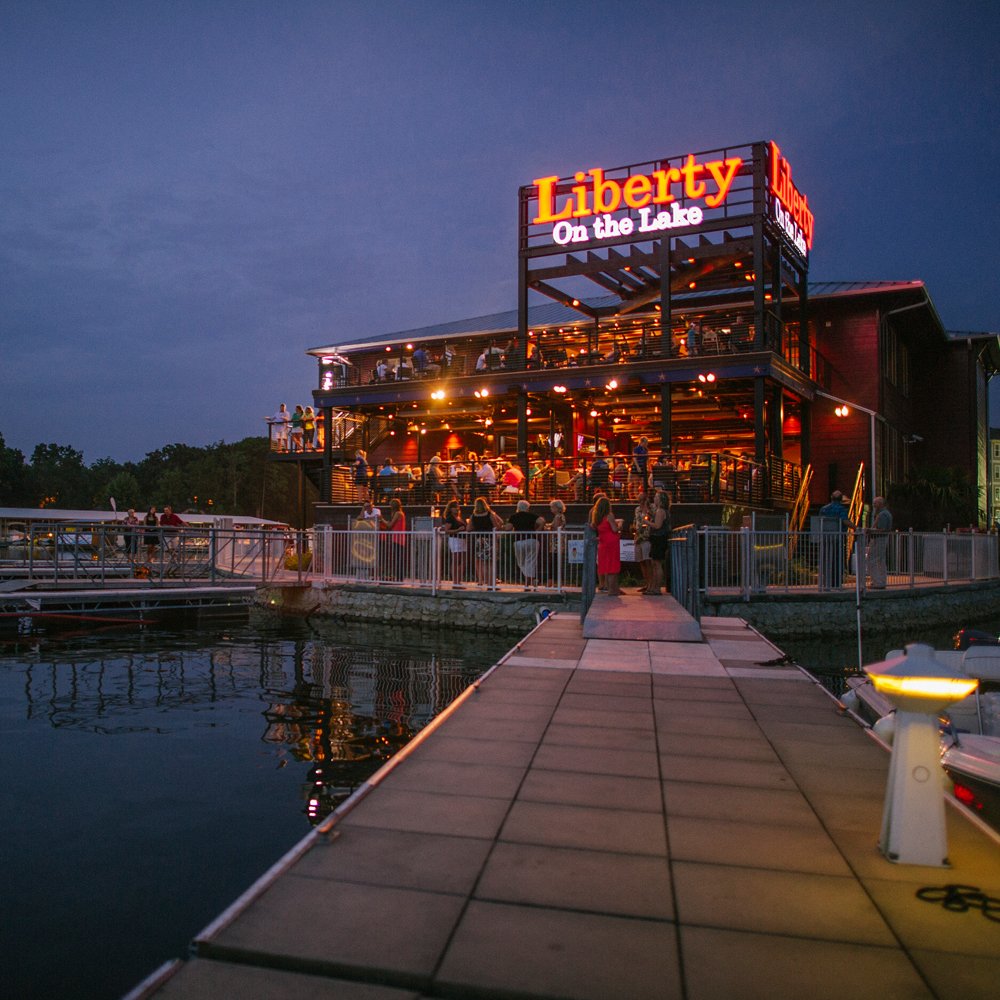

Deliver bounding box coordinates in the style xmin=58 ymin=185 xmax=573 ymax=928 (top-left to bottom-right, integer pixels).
xmin=134 ymin=601 xmax=1000 ymax=1000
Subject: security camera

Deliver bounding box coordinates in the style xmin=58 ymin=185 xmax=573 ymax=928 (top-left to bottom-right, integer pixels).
xmin=904 ymin=434 xmax=924 ymax=444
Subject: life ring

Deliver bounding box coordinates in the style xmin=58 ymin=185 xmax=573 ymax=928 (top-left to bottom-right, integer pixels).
xmin=350 ymin=521 xmax=377 ymax=566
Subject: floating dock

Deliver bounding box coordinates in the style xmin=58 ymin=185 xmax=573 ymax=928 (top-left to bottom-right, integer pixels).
xmin=0 ymin=582 xmax=257 ymax=625
xmin=130 ymin=600 xmax=1000 ymax=999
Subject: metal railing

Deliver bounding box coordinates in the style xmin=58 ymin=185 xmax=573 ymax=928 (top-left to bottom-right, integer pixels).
xmin=1 ymin=522 xmax=293 ymax=586
xmin=698 ymin=526 xmax=1000 ymax=600
xmin=313 ymin=526 xmax=585 ymax=594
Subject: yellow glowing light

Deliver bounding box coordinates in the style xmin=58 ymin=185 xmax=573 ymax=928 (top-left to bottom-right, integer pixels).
xmin=870 ymin=674 xmax=978 ymax=701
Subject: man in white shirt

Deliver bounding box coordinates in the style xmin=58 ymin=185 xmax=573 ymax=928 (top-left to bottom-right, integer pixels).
xmin=269 ymin=404 xmax=290 ymax=450
xmin=476 ymin=459 xmax=497 ymax=486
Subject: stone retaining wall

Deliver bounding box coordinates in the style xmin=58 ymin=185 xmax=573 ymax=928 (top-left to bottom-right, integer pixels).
xmin=257 ymin=583 xmax=579 ymax=633
xmin=706 ymin=579 xmax=1000 ymax=638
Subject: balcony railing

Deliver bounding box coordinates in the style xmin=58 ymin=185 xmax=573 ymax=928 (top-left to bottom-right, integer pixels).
xmin=314 ymin=305 xmax=811 ymax=392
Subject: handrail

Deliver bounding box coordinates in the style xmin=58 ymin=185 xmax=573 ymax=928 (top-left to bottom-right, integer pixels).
xmin=696 ymin=525 xmax=999 ymax=599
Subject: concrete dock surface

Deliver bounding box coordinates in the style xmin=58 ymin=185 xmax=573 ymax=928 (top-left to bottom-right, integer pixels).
xmin=134 ymin=598 xmax=1000 ymax=1000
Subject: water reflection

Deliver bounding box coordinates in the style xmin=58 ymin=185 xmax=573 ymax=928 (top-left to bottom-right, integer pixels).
xmin=0 ymin=617 xmax=513 ymax=1000
xmin=5 ymin=619 xmax=499 ymax=826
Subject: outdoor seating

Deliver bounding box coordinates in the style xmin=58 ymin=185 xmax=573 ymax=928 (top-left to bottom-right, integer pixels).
xmin=374 ymin=473 xmax=412 ymax=502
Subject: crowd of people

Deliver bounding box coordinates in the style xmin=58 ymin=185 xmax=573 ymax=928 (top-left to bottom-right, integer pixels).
xmin=118 ymin=504 xmax=187 ymax=567
xmin=267 ymin=403 xmax=322 ymax=452
xmin=346 ymin=463 xmax=675 ymax=595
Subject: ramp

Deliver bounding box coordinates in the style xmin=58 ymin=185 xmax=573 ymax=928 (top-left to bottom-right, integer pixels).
xmin=583 ymin=593 xmax=702 ymax=642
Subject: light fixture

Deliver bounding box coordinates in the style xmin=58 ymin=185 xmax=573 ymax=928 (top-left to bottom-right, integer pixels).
xmin=553 ymin=385 xmax=567 ymax=393
xmin=697 ymin=373 xmax=716 ymax=384
xmin=431 ymin=389 xmax=445 ymax=400
xmin=606 ymin=379 xmax=618 ymax=390
xmin=571 ymin=298 xmax=580 ymax=307
xmin=835 ymin=405 xmax=850 ymax=417
xmin=865 ymin=644 xmax=978 ymax=866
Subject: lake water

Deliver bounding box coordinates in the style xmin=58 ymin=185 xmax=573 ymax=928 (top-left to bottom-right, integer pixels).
xmin=0 ymin=614 xmax=513 ymax=1000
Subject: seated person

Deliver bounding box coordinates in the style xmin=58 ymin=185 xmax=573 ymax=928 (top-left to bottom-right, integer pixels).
xmin=501 ymin=463 xmax=525 ymax=495
xmin=589 ymin=450 xmax=611 ymax=492
xmin=612 ymin=456 xmax=629 ymax=496
xmin=426 ymin=455 xmax=447 ymax=495
xmin=476 ymin=457 xmax=497 ymax=487
xmin=476 ymin=349 xmax=489 ymax=372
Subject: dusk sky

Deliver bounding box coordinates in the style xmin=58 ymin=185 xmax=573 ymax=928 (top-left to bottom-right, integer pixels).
xmin=2 ymin=0 xmax=997 ymax=464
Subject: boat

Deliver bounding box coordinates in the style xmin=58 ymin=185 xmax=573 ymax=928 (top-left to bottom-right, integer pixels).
xmin=841 ymin=638 xmax=1000 ymax=830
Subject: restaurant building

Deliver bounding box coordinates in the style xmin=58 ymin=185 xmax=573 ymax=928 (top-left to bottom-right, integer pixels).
xmin=274 ymin=141 xmax=998 ymax=527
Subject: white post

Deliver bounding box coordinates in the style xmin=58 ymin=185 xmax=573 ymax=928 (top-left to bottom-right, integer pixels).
xmin=879 ymin=711 xmax=949 ymax=866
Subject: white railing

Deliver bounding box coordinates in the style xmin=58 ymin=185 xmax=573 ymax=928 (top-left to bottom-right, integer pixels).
xmin=313 ymin=527 xmax=586 ymax=593
xmin=701 ymin=527 xmax=1000 ymax=598
xmin=0 ymin=522 xmax=294 ymax=586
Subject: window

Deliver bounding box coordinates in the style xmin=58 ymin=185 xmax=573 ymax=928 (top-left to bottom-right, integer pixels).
xmin=881 ymin=326 xmax=910 ymax=396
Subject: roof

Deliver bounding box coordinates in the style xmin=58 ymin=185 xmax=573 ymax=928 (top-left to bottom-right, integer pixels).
xmin=0 ymin=507 xmax=288 ymax=528
xmin=807 ymin=280 xmax=928 ymax=298
xmin=308 ymin=280 xmax=948 ymax=355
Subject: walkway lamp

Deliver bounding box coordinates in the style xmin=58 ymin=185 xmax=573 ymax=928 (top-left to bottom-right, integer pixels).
xmin=815 ymin=389 xmax=877 ymax=506
xmin=865 ymin=643 xmax=978 ymax=865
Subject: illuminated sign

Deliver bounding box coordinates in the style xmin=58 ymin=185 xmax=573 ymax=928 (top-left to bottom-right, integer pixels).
xmin=532 ymin=154 xmax=743 ymax=246
xmin=770 ymin=142 xmax=813 ymax=257
xmin=529 ymin=143 xmax=814 ymax=258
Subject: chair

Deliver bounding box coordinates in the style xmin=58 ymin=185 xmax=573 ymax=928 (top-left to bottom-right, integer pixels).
xmin=588 ymin=463 xmax=610 ymax=498
xmin=651 ymin=467 xmax=677 ymax=502
xmin=456 ymin=471 xmax=477 ymax=502
xmin=701 ymin=330 xmax=720 ymax=354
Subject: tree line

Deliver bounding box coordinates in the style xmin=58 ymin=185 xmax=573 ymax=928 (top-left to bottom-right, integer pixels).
xmin=0 ymin=434 xmax=308 ymax=525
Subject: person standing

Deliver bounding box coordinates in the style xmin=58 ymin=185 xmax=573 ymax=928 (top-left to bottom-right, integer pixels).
xmin=866 ymin=496 xmax=893 ymax=589
xmin=632 ymin=490 xmax=653 ymax=593
xmin=544 ymin=498 xmax=567 ymax=587
xmin=143 ymin=506 xmax=160 ymax=562
xmin=289 ymin=406 xmax=305 ymax=452
xmin=302 ymin=406 xmax=316 ymax=449
xmin=647 ymin=490 xmax=669 ymax=595
xmin=632 ymin=436 xmax=650 ymax=490
xmin=469 ymin=496 xmax=503 ymax=588
xmin=590 ymin=495 xmax=622 ymax=596
xmin=353 ymin=449 xmax=370 ymax=501
xmin=506 ymin=499 xmax=545 ymax=591
xmin=159 ymin=505 xmax=186 ymax=562
xmin=818 ymin=489 xmax=855 ymax=589
xmin=384 ymin=497 xmax=407 ymax=580
xmin=122 ymin=508 xmax=140 ymax=561
xmin=269 ymin=404 xmax=290 ymax=450
xmin=440 ymin=499 xmax=468 ymax=588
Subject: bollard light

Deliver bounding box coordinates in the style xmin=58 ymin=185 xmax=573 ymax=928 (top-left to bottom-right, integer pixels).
xmin=865 ymin=643 xmax=978 ymax=866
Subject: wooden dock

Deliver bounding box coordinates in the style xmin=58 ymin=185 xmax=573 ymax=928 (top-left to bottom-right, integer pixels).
xmin=129 ymin=600 xmax=1000 ymax=999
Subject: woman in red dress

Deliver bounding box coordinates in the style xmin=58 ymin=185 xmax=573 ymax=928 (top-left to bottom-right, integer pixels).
xmin=590 ymin=495 xmax=622 ymax=596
